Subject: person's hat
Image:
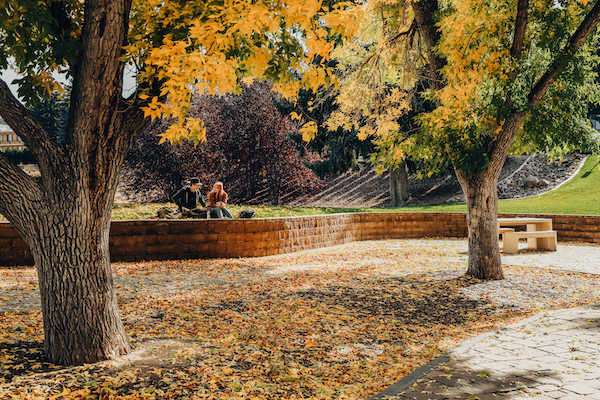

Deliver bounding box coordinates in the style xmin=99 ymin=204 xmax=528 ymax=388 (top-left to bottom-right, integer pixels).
xmin=190 ymin=177 xmax=201 ymax=185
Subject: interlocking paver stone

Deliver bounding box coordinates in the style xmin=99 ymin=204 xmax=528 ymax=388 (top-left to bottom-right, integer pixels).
xmin=368 ymin=243 xmax=600 ymax=400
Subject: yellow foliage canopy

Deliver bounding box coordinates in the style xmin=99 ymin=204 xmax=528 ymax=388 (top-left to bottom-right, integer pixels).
xmin=125 ymin=0 xmax=362 ymax=144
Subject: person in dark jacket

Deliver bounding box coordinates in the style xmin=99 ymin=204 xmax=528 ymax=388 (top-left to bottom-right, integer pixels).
xmin=172 ymin=177 xmax=208 ymax=218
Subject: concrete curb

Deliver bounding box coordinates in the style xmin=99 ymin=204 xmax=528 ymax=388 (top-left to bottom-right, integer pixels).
xmin=367 ymin=355 xmax=451 ymax=400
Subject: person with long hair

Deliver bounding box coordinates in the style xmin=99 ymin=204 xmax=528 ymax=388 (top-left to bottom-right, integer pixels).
xmin=208 ymin=181 xmax=234 ymax=218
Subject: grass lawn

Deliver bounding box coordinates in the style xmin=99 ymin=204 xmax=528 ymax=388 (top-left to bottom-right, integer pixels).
xmin=2 ymin=239 xmax=600 ymax=398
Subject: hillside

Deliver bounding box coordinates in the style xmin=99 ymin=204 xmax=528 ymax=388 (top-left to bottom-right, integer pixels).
xmin=112 ymin=153 xmax=586 ymax=207
xmin=273 ymin=153 xmax=585 ymax=208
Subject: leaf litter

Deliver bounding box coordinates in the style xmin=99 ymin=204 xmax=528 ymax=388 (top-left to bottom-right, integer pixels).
xmin=1 ymin=238 xmax=600 ymax=399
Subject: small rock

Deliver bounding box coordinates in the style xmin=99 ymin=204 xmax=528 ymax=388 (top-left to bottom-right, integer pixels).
xmin=525 ymin=176 xmax=539 ymax=188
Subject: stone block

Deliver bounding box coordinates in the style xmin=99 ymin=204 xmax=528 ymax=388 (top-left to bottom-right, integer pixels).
xmin=146 ymin=222 xmax=171 ymax=235
xmin=246 ymin=249 xmax=268 ymax=257
xmin=111 ymin=221 xmax=147 ymax=236
xmin=112 ymin=235 xmax=152 ymax=247
xmin=0 ymin=238 xmax=12 ymax=249
xmin=388 ymin=227 xmax=411 ymax=238
xmin=246 ymin=232 xmax=268 ymax=242
xmin=169 ymin=233 xmax=208 ymax=244
xmin=2 ymin=249 xmax=34 ymax=266
xmin=112 ymin=245 xmax=147 ymax=260
xmin=0 ymin=224 xmax=20 ymax=239
xmin=11 ymin=238 xmax=30 ymax=250
xmin=173 ymin=220 xmax=206 ymax=234
xmin=405 ymin=221 xmax=422 ymax=229
xmin=450 ymin=226 xmax=468 ymax=237
xmin=188 ymin=242 xmax=209 ymax=256
xmin=555 ymin=223 xmax=578 ymax=232
xmin=207 ymin=246 xmax=228 ymax=258
xmin=434 ymin=213 xmax=452 ymax=221
xmin=146 ymin=244 xmax=185 ymax=256
xmin=583 ymin=216 xmax=600 ymax=225
xmin=216 ymin=233 xmax=228 ymax=243
xmin=561 ymin=231 xmax=597 ymax=240
xmin=265 ymin=231 xmax=284 ymax=241
xmin=207 ymin=221 xmax=231 ymax=234
xmin=229 ymin=241 xmax=258 ymax=252
xmin=450 ymin=213 xmax=467 ymax=222
xmin=224 ymin=220 xmax=247 ymax=233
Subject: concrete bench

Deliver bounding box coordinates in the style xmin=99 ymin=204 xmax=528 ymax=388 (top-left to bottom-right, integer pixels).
xmin=498 ymin=227 xmax=515 ymax=237
xmin=498 ymin=228 xmax=515 ymax=250
xmin=503 ymin=230 xmax=557 ymax=254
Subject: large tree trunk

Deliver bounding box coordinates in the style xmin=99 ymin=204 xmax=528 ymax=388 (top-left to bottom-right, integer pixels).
xmin=0 ymin=128 xmax=139 ymax=364
xmin=455 ymin=168 xmax=504 ymax=280
xmin=454 ymin=115 xmax=527 ymax=280
xmin=22 ymin=176 xmax=130 ymax=364
xmin=388 ymin=160 xmax=409 ymax=207
xmin=0 ymin=0 xmax=152 ymax=364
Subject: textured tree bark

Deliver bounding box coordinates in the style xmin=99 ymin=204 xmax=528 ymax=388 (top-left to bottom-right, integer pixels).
xmin=455 ymin=168 xmax=504 ymax=280
xmin=454 ymin=114 xmax=526 ymax=280
xmin=411 ymin=0 xmax=445 ymax=90
xmin=389 ymin=160 xmax=409 ymax=207
xmin=0 ymin=0 xmax=153 ymax=364
xmin=23 ymin=183 xmax=131 ymax=364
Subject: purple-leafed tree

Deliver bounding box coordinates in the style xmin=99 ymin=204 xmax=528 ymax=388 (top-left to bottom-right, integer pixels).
xmin=125 ymin=82 xmax=323 ymax=204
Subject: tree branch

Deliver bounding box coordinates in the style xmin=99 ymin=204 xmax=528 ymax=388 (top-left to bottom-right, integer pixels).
xmin=510 ymin=0 xmax=529 ymax=59
xmin=0 ymin=78 xmax=62 ymax=166
xmin=528 ymin=0 xmax=600 ymax=106
xmin=0 ymin=152 xmax=42 ymax=231
xmin=411 ymin=0 xmax=446 ymax=89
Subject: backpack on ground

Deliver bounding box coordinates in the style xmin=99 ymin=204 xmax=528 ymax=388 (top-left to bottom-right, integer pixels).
xmin=238 ymin=209 xmax=255 ymax=218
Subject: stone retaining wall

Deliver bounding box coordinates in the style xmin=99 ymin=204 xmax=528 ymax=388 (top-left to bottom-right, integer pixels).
xmin=1 ymin=212 xmax=598 ymax=266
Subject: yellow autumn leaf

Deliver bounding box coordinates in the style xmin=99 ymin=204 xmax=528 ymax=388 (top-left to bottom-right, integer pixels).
xmin=299 ymin=121 xmax=318 ymax=142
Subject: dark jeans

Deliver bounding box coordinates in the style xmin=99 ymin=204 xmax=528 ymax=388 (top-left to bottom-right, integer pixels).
xmin=210 ymin=207 xmax=234 ymax=218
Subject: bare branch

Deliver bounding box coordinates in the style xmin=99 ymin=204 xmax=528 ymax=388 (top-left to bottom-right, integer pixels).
xmin=411 ymin=0 xmax=446 ymax=89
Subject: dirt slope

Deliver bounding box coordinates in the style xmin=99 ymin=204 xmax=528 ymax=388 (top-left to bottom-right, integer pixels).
xmin=281 ymin=153 xmax=585 ymax=208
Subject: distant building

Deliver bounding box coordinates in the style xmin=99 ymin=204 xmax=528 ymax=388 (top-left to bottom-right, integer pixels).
xmin=0 ymin=124 xmax=26 ymax=152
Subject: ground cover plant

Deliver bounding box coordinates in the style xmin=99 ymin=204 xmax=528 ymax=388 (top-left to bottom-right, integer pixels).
xmin=1 ymin=239 xmax=600 ymax=399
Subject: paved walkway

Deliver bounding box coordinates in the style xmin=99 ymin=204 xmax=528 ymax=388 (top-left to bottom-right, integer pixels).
xmin=370 ymin=242 xmax=600 ymax=400
xmin=372 ymin=305 xmax=600 ymax=399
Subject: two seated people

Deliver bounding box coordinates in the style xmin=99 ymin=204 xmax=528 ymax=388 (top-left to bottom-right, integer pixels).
xmin=170 ymin=178 xmax=234 ymax=219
